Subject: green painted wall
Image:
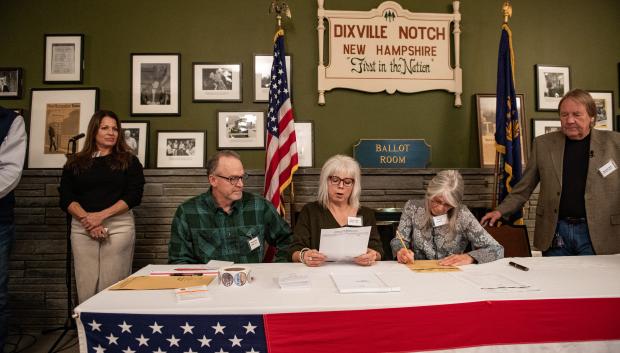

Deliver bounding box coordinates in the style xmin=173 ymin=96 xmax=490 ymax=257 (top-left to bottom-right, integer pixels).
xmin=1 ymin=0 xmax=618 ymax=169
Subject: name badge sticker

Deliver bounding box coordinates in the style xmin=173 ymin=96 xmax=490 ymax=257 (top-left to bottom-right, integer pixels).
xmin=347 ymin=216 xmax=363 ymax=227
xmin=248 ymin=237 xmax=260 ymax=251
xmin=599 ymin=159 xmax=618 ymax=178
xmin=432 ymin=214 xmax=448 ymax=228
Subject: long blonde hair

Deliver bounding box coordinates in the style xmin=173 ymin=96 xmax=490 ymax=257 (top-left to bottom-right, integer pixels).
xmin=421 ymin=170 xmax=464 ymax=237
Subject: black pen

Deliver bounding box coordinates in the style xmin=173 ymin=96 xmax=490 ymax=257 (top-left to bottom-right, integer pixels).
xmin=509 ymin=261 xmax=529 ymax=271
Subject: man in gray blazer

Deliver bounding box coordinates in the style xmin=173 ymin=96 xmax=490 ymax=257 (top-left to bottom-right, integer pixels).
xmin=482 ymin=89 xmax=619 ymax=255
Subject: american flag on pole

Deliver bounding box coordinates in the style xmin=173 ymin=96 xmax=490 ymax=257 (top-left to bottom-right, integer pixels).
xmin=264 ymin=29 xmax=298 ymax=213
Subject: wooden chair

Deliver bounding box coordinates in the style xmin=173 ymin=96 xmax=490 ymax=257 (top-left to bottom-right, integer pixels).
xmin=484 ymin=224 xmax=531 ymax=257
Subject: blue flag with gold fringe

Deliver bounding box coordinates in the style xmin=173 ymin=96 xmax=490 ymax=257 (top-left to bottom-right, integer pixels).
xmin=495 ymin=24 xmax=523 ymax=224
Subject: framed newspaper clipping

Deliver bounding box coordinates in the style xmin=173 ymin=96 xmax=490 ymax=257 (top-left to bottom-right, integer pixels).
xmin=44 ymin=34 xmax=84 ymax=83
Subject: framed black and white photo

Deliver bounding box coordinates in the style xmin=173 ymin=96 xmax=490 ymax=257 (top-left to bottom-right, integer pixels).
xmin=44 ymin=34 xmax=84 ymax=83
xmin=192 ymin=63 xmax=241 ymax=102
xmin=156 ymin=131 xmax=205 ymax=168
xmin=131 ymin=54 xmax=180 ymax=116
xmin=0 ymin=67 xmax=23 ymax=99
xmin=535 ymin=64 xmax=570 ymax=111
xmin=121 ymin=121 xmax=149 ymax=167
xmin=532 ymin=119 xmax=561 ymax=140
xmin=28 ymin=88 xmax=99 ymax=168
xmin=475 ymin=93 xmax=527 ymax=168
xmin=217 ymin=111 xmax=265 ymax=149
xmin=588 ymin=90 xmax=614 ymax=131
xmin=294 ymin=121 xmax=314 ymax=167
xmin=253 ymin=54 xmax=291 ymax=102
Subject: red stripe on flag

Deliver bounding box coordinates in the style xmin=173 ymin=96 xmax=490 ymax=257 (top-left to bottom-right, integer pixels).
xmin=264 ymin=298 xmax=620 ymax=353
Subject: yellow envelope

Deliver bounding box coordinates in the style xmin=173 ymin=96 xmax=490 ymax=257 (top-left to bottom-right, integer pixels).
xmin=109 ymin=275 xmax=215 ymax=290
xmin=406 ymin=260 xmax=461 ymax=273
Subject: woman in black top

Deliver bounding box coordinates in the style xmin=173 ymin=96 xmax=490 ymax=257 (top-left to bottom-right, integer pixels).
xmin=59 ymin=110 xmax=144 ymax=303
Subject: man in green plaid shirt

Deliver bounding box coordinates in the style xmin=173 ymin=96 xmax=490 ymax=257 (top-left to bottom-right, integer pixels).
xmin=168 ymin=150 xmax=292 ymax=263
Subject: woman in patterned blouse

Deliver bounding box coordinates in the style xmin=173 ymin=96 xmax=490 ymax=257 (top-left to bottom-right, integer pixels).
xmin=391 ymin=170 xmax=503 ymax=265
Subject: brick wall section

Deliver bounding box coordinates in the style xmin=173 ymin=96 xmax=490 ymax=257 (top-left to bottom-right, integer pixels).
xmin=9 ymin=168 xmax=538 ymax=331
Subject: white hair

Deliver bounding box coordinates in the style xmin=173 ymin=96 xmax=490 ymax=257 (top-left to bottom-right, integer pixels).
xmin=422 ymin=170 xmax=464 ymax=237
xmin=317 ymin=155 xmax=361 ymax=209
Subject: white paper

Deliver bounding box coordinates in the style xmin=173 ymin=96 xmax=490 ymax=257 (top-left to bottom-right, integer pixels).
xmin=278 ymin=273 xmax=311 ymax=290
xmin=319 ymin=226 xmax=371 ymax=261
xmin=330 ymin=272 xmax=400 ymax=293
xmin=454 ymin=273 xmax=540 ymax=293
xmin=175 ymin=285 xmax=211 ymax=302
xmin=206 ymin=260 xmax=234 ymax=268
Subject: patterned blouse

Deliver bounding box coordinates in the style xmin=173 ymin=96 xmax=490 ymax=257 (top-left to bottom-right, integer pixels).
xmin=390 ymin=199 xmax=503 ymax=264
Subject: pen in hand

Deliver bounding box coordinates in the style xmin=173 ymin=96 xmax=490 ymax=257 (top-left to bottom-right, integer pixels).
xmin=509 ymin=261 xmax=529 ymax=271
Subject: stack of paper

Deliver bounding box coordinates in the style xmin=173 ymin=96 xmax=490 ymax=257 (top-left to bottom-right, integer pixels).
xmin=455 ymin=273 xmax=540 ymax=293
xmin=330 ymin=272 xmax=400 ymax=293
xmin=278 ymin=273 xmax=311 ymax=289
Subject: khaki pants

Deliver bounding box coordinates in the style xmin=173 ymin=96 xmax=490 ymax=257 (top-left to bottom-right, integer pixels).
xmin=71 ymin=211 xmax=135 ymax=303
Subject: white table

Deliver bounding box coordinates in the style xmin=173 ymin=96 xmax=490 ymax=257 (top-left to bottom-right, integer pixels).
xmin=75 ymin=255 xmax=620 ymax=353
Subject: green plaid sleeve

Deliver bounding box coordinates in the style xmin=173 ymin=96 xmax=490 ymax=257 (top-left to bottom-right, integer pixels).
xmin=168 ymin=204 xmax=198 ymax=264
xmin=262 ymin=200 xmax=293 ymax=262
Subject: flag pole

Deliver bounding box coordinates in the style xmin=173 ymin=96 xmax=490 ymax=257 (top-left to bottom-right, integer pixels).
xmin=492 ymin=1 xmax=512 ymax=210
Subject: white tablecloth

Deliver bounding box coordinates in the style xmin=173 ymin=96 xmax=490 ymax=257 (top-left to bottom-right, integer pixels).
xmin=75 ymin=255 xmax=620 ymax=353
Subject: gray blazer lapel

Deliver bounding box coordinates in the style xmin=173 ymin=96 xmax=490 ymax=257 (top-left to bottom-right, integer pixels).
xmin=549 ymin=132 xmax=564 ymax=184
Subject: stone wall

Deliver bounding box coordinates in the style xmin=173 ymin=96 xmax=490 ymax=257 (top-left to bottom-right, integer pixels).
xmin=8 ymin=168 xmax=538 ymax=331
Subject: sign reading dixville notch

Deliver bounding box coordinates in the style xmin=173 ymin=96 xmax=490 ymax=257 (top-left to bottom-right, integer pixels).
xmin=353 ymin=139 xmax=431 ymax=168
xmin=317 ymin=0 xmax=462 ymax=106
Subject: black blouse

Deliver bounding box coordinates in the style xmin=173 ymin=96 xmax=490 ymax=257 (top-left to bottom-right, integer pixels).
xmin=59 ymin=154 xmax=145 ymax=213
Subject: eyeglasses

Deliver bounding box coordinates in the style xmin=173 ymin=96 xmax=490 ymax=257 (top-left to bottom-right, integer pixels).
xmin=215 ymin=173 xmax=248 ymax=185
xmin=429 ymin=198 xmax=453 ymax=209
xmin=328 ymin=175 xmax=354 ymax=187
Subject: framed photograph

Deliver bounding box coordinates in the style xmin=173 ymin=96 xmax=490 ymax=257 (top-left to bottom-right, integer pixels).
xmin=44 ymin=34 xmax=84 ymax=83
xmin=131 ymin=53 xmax=180 ymax=116
xmin=475 ymin=93 xmax=527 ymax=168
xmin=28 ymin=88 xmax=99 ymax=168
xmin=192 ymin=63 xmax=241 ymax=102
xmin=588 ymin=90 xmax=614 ymax=131
xmin=535 ymin=64 xmax=570 ymax=111
xmin=156 ymin=131 xmax=205 ymax=168
xmin=295 ymin=121 xmax=314 ymax=167
xmin=0 ymin=67 xmax=23 ymax=99
xmin=532 ymin=119 xmax=562 ymax=140
xmin=253 ymin=54 xmax=291 ymax=102
xmin=121 ymin=121 xmax=149 ymax=167
xmin=217 ymin=111 xmax=265 ymax=149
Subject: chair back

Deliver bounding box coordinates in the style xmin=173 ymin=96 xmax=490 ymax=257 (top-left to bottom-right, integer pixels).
xmin=484 ymin=224 xmax=531 ymax=257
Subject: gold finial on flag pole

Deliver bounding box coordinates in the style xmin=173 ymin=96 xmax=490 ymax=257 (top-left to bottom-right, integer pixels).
xmin=270 ymin=0 xmax=292 ymax=29
xmin=502 ymin=1 xmax=512 ymax=24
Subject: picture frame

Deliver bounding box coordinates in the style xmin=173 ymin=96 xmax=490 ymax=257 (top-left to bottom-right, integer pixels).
xmin=156 ymin=131 xmax=205 ymax=168
xmin=192 ymin=63 xmax=242 ymax=102
xmin=217 ymin=111 xmax=265 ymax=149
xmin=121 ymin=121 xmax=149 ymax=167
xmin=294 ymin=121 xmax=314 ymax=167
xmin=588 ymin=90 xmax=614 ymax=131
xmin=535 ymin=64 xmax=570 ymax=111
xmin=44 ymin=34 xmax=84 ymax=83
xmin=531 ymin=118 xmax=562 ymax=140
xmin=131 ymin=53 xmax=180 ymax=116
xmin=0 ymin=67 xmax=23 ymax=99
xmin=28 ymin=88 xmax=99 ymax=168
xmin=475 ymin=93 xmax=527 ymax=168
xmin=253 ymin=54 xmax=291 ymax=102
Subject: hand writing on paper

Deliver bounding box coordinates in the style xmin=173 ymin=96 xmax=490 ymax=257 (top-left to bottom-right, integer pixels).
xmin=396 ymin=247 xmax=415 ymax=264
xmin=438 ymin=254 xmax=474 ymax=266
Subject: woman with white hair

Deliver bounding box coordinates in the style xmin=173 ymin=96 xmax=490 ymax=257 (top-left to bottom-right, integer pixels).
xmin=392 ymin=170 xmax=503 ymax=265
xmin=290 ymin=155 xmax=383 ymax=267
